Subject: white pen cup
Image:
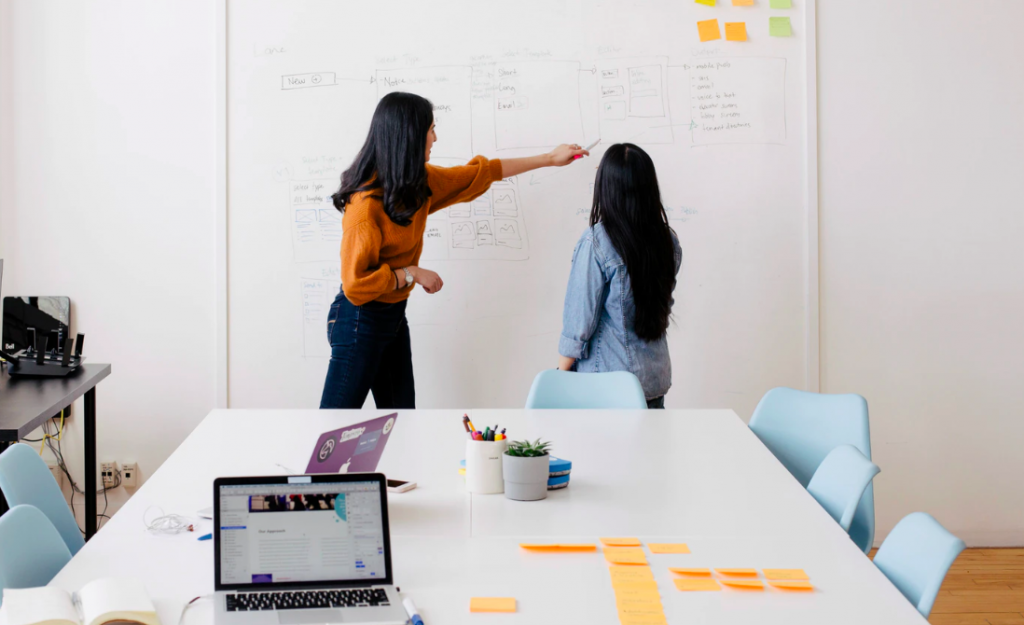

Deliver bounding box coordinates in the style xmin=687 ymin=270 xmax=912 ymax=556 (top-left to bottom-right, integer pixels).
xmin=465 ymin=439 xmax=508 ymax=494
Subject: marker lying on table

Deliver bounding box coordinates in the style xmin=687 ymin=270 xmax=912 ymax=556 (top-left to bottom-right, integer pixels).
xmin=573 ymin=138 xmax=601 ymax=159
xmin=403 ymin=597 xmax=424 ymax=625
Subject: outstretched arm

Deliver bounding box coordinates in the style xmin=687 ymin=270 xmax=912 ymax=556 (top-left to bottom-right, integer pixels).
xmin=501 ymin=144 xmax=590 ymax=178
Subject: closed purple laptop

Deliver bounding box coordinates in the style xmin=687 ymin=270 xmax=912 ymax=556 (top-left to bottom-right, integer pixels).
xmin=305 ymin=413 xmax=398 ymax=474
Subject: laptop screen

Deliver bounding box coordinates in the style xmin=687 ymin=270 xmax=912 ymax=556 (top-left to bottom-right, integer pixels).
xmin=216 ymin=478 xmax=389 ymax=588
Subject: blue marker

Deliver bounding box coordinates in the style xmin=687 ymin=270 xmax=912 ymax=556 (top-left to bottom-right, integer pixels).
xmin=197 ymin=533 xmax=212 ymax=541
xmin=403 ymin=597 xmax=424 ymax=625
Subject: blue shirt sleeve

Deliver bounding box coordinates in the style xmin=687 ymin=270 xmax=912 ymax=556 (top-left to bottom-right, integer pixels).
xmin=558 ymin=230 xmax=608 ymax=359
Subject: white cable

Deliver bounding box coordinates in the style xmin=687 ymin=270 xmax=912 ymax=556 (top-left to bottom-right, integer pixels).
xmin=143 ymin=505 xmax=194 ymax=535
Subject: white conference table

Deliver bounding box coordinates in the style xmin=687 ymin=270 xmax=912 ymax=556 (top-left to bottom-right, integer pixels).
xmin=39 ymin=409 xmax=924 ymax=624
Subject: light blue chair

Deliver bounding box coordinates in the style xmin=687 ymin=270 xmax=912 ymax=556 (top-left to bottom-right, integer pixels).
xmin=874 ymin=512 xmax=965 ymax=618
xmin=526 ymin=370 xmax=647 ymax=409
xmin=749 ymin=387 xmax=875 ymax=553
xmin=0 ymin=505 xmax=73 ymax=605
xmin=0 ymin=443 xmax=85 ymax=555
xmin=806 ymin=444 xmax=880 ymax=534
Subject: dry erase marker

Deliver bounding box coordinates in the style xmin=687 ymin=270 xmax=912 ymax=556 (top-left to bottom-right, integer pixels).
xmin=403 ymin=597 xmax=424 ymax=625
xmin=573 ymin=138 xmax=601 ymax=159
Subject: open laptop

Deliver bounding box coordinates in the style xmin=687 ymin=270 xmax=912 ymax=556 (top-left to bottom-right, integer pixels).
xmin=213 ymin=473 xmax=407 ymax=624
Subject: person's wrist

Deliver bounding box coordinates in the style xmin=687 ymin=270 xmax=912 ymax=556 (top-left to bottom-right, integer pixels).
xmin=405 ymin=266 xmax=417 ymax=283
xmin=546 ymin=151 xmax=556 ymax=167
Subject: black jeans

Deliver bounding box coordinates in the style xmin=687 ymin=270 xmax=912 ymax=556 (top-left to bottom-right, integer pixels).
xmin=319 ymin=289 xmax=415 ymax=409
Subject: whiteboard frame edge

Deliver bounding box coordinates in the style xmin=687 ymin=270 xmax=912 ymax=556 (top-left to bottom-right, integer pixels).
xmin=215 ymin=0 xmax=229 ymax=408
xmin=804 ymin=0 xmax=821 ymax=393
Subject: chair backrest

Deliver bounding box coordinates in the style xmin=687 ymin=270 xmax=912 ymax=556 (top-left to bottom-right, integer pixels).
xmin=0 ymin=443 xmax=85 ymax=555
xmin=806 ymin=444 xmax=880 ymax=533
xmin=0 ymin=505 xmax=73 ymax=605
xmin=748 ymin=387 xmax=875 ymax=553
xmin=525 ymin=370 xmax=648 ymax=409
xmin=874 ymin=512 xmax=965 ymax=618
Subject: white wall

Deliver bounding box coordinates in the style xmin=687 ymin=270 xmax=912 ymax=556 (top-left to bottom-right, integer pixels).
xmin=0 ymin=0 xmax=219 ymax=521
xmin=817 ymin=0 xmax=1024 ymax=546
xmin=1 ymin=1 xmax=1022 ymax=546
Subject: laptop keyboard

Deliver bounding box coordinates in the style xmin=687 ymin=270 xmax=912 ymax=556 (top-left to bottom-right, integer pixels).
xmin=226 ymin=588 xmax=390 ymax=611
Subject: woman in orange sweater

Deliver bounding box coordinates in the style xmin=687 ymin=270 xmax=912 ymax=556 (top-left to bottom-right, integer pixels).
xmin=320 ymin=92 xmax=589 ymax=409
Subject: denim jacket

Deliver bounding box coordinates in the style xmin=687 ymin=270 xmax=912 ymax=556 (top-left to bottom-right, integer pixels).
xmin=558 ymin=222 xmax=682 ymax=400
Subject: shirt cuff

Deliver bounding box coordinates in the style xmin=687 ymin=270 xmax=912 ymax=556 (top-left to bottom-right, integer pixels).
xmin=558 ymin=334 xmax=589 ymax=360
xmin=489 ymin=158 xmax=503 ymax=182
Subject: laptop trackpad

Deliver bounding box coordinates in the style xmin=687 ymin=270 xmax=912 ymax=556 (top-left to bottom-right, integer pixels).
xmin=278 ymin=609 xmax=345 ymax=624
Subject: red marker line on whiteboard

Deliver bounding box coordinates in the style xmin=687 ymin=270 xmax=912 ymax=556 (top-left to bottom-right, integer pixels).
xmin=573 ymin=138 xmax=601 ymax=159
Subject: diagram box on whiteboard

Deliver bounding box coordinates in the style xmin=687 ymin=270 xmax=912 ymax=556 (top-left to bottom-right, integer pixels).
xmin=680 ymin=57 xmax=787 ymax=146
xmin=290 ymin=179 xmax=343 ymax=263
xmin=597 ymin=57 xmax=673 ymax=144
xmin=492 ymin=61 xmax=584 ymax=151
xmin=376 ymin=66 xmax=473 ymax=159
xmin=300 ymin=278 xmax=335 ymax=358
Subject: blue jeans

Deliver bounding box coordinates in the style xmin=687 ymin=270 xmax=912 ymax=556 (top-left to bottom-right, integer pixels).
xmin=646 ymin=396 xmax=665 ymax=409
xmin=319 ymin=289 xmax=416 ymax=409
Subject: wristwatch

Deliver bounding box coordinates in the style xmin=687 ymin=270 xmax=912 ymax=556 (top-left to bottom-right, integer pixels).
xmin=403 ymin=267 xmax=414 ymax=287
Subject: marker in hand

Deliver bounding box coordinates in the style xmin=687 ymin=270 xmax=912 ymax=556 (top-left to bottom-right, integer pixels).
xmin=573 ymin=138 xmax=601 ymax=160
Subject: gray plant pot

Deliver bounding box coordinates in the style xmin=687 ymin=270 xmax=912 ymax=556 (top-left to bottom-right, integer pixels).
xmin=502 ymin=453 xmax=549 ymax=501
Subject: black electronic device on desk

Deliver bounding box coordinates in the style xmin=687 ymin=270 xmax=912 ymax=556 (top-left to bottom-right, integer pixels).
xmin=2 ymin=330 xmax=86 ymax=377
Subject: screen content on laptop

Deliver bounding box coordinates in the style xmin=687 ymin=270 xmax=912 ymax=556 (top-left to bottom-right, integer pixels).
xmin=218 ymin=480 xmax=387 ymax=585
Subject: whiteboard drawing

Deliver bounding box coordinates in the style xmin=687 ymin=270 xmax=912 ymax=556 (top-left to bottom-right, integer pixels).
xmin=423 ymin=176 xmax=529 ymax=261
xmin=300 ymin=278 xmax=337 ymax=358
xmin=376 ymin=66 xmax=474 ymax=159
xmin=291 ymin=179 xmax=343 ymax=262
xmin=492 ymin=61 xmax=585 ymax=150
xmin=597 ymin=57 xmax=673 ymax=144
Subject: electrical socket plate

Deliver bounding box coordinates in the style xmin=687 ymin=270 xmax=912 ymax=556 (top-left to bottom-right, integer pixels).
xmin=121 ymin=462 xmax=139 ymax=488
xmin=100 ymin=461 xmax=117 ymax=488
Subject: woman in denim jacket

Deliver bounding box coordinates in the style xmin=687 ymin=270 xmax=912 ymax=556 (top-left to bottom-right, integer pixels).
xmin=557 ymin=144 xmax=682 ymax=408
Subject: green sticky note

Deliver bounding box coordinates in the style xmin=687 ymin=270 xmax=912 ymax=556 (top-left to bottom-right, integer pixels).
xmin=696 ymin=0 xmax=716 ymax=6
xmin=770 ymin=0 xmax=792 ymax=8
xmin=769 ymin=16 xmax=792 ymax=37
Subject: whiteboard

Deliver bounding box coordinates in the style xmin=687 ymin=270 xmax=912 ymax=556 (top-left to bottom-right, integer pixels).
xmin=226 ymin=0 xmax=817 ymax=416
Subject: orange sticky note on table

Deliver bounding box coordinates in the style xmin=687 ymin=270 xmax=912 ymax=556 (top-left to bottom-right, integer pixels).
xmin=697 ymin=19 xmax=721 ymax=42
xmin=470 ymin=597 xmax=516 ymax=613
xmin=648 ymin=543 xmax=690 ymax=554
xmin=601 ymin=537 xmax=641 ymax=547
xmin=725 ymin=22 xmax=747 ymax=41
xmin=763 ymin=568 xmax=809 ymax=580
xmin=721 ymin=579 xmax=765 ymax=590
xmin=610 ymin=566 xmax=655 ymax=581
xmin=770 ymin=580 xmax=815 ymax=591
xmin=519 ymin=543 xmax=597 ymax=552
xmin=716 ymin=568 xmax=758 ymax=577
xmin=606 ymin=548 xmax=648 ymax=565
xmin=669 ymin=567 xmax=711 ymax=576
xmin=674 ymin=578 xmax=722 ymax=591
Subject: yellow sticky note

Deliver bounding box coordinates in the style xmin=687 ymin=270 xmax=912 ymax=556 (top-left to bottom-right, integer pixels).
xmin=716 ymin=568 xmax=758 ymax=577
xmin=647 ymin=543 xmax=690 ymax=554
xmin=770 ymin=580 xmax=815 ymax=591
xmin=469 ymin=597 xmax=516 ymax=613
xmin=610 ymin=567 xmax=655 ymax=581
xmin=695 ymin=0 xmax=716 ymax=5
xmin=721 ymin=579 xmax=765 ymax=590
xmin=674 ymin=578 xmax=722 ymax=591
xmin=601 ymin=537 xmax=641 ymax=547
xmin=519 ymin=543 xmax=596 ymax=552
xmin=669 ymin=567 xmax=711 ymax=577
xmin=605 ymin=548 xmax=648 ymax=565
xmin=763 ymin=568 xmax=809 ymax=580
xmin=725 ymin=22 xmax=747 ymax=41
xmin=732 ymin=0 xmax=755 ymax=4
xmin=697 ymin=19 xmax=722 ymax=43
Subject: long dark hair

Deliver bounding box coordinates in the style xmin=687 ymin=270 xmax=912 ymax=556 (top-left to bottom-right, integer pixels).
xmin=332 ymin=92 xmax=434 ymax=225
xmin=590 ymin=143 xmax=677 ymax=341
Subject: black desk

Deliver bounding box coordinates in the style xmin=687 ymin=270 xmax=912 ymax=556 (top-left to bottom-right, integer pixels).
xmin=0 ymin=363 xmax=111 ymax=539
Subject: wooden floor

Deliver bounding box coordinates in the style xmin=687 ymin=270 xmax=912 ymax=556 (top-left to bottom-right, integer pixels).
xmin=869 ymin=548 xmax=1024 ymax=624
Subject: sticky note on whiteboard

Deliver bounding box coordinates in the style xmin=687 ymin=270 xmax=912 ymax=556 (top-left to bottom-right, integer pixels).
xmin=733 ymin=0 xmax=755 ymax=4
xmin=697 ymin=19 xmax=722 ymax=42
xmin=725 ymin=22 xmax=748 ymax=41
xmin=695 ymin=0 xmax=716 ymax=5
xmin=770 ymin=0 xmax=792 ymax=7
xmin=769 ymin=16 xmax=793 ymax=37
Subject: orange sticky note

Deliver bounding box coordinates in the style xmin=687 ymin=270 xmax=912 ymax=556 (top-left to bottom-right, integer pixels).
xmin=697 ymin=19 xmax=721 ymax=42
xmin=769 ymin=580 xmax=815 ymax=591
xmin=725 ymin=22 xmax=747 ymax=41
xmin=674 ymin=578 xmax=722 ymax=591
xmin=616 ymin=595 xmax=662 ymax=607
xmin=610 ymin=567 xmax=655 ymax=581
xmin=601 ymin=537 xmax=641 ymax=547
xmin=648 ymin=543 xmax=690 ymax=554
xmin=470 ymin=597 xmax=516 ymax=613
xmin=605 ymin=548 xmax=648 ymax=565
xmin=669 ymin=567 xmax=711 ymax=577
xmin=732 ymin=0 xmax=755 ymax=4
xmin=721 ymin=579 xmax=765 ymax=590
xmin=612 ymin=581 xmax=660 ymax=594
xmin=715 ymin=568 xmax=758 ymax=577
xmin=519 ymin=543 xmax=596 ymax=552
xmin=617 ymin=614 xmax=668 ymax=625
xmin=763 ymin=568 xmax=809 ymax=580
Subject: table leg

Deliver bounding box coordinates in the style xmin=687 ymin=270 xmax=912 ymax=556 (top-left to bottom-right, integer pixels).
xmin=0 ymin=441 xmax=11 ymax=515
xmin=84 ymin=388 xmax=97 ymax=540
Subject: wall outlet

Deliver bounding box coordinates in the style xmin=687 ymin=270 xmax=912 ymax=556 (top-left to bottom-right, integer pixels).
xmin=100 ymin=461 xmax=118 ymax=488
xmin=121 ymin=462 xmax=139 ymax=488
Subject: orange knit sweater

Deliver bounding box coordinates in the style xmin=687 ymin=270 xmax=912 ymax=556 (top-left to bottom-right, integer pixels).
xmin=340 ymin=156 xmax=503 ymax=306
